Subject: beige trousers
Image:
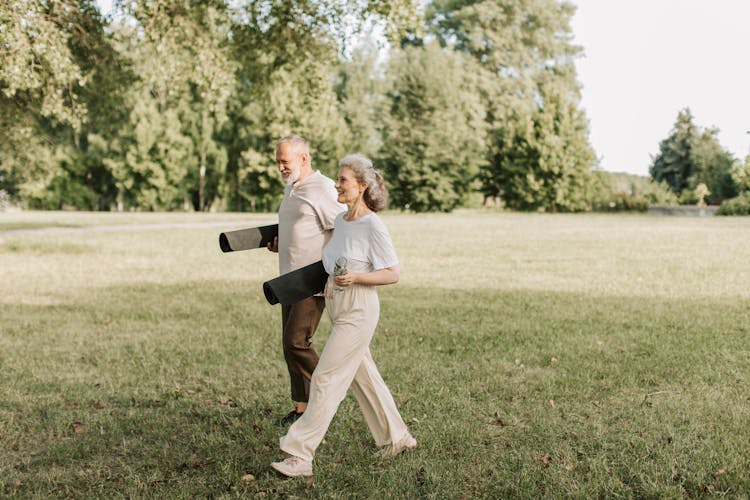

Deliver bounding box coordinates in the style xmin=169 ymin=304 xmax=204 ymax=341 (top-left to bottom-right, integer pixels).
xmin=279 ymin=277 xmax=410 ymax=462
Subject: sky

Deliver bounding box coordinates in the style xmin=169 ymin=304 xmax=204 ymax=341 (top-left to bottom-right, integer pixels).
xmin=570 ymin=0 xmax=750 ymax=176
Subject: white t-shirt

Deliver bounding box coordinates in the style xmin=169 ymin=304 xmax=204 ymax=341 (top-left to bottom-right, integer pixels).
xmin=322 ymin=212 xmax=399 ymax=275
xmin=278 ymin=171 xmax=345 ymax=274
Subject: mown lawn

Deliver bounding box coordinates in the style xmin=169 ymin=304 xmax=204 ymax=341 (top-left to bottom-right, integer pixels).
xmin=1 ymin=211 xmax=749 ymax=497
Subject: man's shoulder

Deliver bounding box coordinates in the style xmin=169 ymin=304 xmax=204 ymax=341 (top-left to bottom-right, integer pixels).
xmin=306 ymin=171 xmax=335 ymax=188
xmin=297 ymin=172 xmax=340 ymax=206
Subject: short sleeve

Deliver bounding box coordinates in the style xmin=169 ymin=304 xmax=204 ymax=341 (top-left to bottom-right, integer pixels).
xmin=368 ymin=220 xmax=399 ymax=271
xmin=313 ymin=180 xmax=345 ymax=231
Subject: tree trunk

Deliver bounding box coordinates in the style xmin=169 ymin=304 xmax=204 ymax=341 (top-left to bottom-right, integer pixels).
xmin=199 ymin=145 xmax=206 ymax=211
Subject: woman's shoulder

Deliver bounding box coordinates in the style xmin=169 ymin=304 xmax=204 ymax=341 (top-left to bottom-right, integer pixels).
xmin=363 ymin=213 xmax=390 ymax=234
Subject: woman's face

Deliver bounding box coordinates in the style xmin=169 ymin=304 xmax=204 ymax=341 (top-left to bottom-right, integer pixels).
xmin=335 ymin=167 xmax=365 ymax=206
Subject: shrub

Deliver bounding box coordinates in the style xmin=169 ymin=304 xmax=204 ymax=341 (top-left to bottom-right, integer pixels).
xmin=592 ymin=193 xmax=649 ymax=212
xmin=590 ymin=172 xmax=676 ymax=212
xmin=716 ymin=193 xmax=750 ymax=216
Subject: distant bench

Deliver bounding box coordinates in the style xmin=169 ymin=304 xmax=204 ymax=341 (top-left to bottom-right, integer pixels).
xmin=648 ymin=205 xmax=717 ymax=217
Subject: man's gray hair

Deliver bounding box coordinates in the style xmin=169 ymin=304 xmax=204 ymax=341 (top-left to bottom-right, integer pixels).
xmin=276 ymin=135 xmax=310 ymax=156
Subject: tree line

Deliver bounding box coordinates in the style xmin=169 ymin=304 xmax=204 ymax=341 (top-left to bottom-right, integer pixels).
xmin=2 ymin=1 xmax=748 ymax=214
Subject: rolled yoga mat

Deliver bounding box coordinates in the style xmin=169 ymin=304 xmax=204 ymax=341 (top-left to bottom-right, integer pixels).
xmin=263 ymin=260 xmax=328 ymax=306
xmin=219 ymin=224 xmax=279 ymax=252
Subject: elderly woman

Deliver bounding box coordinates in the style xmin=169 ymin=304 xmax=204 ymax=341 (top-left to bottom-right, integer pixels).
xmin=271 ymin=154 xmax=416 ymax=478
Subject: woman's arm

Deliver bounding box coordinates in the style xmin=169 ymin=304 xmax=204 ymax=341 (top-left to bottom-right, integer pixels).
xmin=334 ymin=265 xmax=400 ymax=287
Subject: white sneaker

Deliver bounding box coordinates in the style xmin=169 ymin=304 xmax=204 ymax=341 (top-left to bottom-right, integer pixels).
xmin=270 ymin=456 xmax=313 ymax=477
xmin=375 ymin=433 xmax=417 ymax=457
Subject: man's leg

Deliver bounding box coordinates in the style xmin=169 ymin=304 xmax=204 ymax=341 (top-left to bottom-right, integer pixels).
xmin=280 ymin=296 xmax=324 ymax=419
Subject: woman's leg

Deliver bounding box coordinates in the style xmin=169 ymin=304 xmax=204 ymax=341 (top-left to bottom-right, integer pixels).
xmin=350 ymin=348 xmax=411 ymax=447
xmin=279 ymin=285 xmax=379 ymax=462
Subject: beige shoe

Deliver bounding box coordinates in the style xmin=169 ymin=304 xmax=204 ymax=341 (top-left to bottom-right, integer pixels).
xmin=270 ymin=456 xmax=313 ymax=477
xmin=375 ymin=433 xmax=417 ymax=457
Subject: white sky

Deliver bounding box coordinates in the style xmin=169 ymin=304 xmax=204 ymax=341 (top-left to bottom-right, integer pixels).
xmin=570 ymin=0 xmax=750 ymax=176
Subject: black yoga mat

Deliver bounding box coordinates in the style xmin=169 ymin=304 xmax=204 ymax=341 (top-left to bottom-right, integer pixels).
xmin=263 ymin=260 xmax=328 ymax=305
xmin=219 ymin=224 xmax=278 ymax=252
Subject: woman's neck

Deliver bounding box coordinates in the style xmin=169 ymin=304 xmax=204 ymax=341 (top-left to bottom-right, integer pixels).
xmin=345 ymin=201 xmax=371 ymax=221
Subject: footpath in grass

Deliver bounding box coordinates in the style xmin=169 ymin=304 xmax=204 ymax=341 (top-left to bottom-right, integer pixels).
xmin=0 ymin=211 xmax=748 ymax=497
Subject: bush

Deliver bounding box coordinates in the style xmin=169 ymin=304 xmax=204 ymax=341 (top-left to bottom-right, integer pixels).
xmin=678 ymin=188 xmax=700 ymax=205
xmin=592 ymin=193 xmax=649 ymax=212
xmin=590 ymin=172 xmax=676 ymax=212
xmin=716 ymin=193 xmax=750 ymax=216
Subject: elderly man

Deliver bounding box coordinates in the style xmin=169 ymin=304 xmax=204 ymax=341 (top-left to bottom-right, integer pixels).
xmin=267 ymin=135 xmax=345 ymax=425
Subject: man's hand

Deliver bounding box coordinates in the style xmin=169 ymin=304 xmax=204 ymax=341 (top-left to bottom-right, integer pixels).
xmin=267 ymin=236 xmax=279 ymax=253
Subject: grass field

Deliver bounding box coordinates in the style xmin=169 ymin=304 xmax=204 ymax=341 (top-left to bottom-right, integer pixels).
xmin=1 ymin=210 xmax=749 ymax=498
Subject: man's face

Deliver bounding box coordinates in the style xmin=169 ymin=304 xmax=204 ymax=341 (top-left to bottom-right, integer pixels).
xmin=276 ymin=142 xmax=305 ymax=186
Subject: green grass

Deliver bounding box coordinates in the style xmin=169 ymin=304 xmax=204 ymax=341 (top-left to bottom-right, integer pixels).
xmin=1 ymin=211 xmax=749 ymax=497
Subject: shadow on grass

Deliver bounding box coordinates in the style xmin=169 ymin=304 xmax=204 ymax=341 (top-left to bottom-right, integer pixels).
xmin=1 ymin=282 xmax=749 ymax=497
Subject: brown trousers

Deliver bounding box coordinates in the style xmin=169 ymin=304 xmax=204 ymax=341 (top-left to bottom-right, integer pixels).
xmin=281 ymin=296 xmax=325 ymax=402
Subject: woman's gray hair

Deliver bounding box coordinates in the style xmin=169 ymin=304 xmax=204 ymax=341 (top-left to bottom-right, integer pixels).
xmin=339 ymin=154 xmax=387 ymax=212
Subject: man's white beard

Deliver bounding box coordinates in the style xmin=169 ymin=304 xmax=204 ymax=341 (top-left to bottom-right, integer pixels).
xmin=284 ymin=169 xmax=300 ymax=186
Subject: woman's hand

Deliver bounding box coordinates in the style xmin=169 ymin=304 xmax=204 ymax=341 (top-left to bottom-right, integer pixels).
xmin=334 ymin=272 xmax=357 ymax=288
xmin=334 ymin=266 xmax=400 ymax=288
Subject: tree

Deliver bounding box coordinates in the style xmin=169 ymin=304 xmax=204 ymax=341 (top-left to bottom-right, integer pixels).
xmin=334 ymin=33 xmax=387 ymax=159
xmin=484 ymin=75 xmax=596 ymax=212
xmin=379 ymin=42 xmax=486 ymax=212
xmin=690 ymin=128 xmax=738 ymax=202
xmin=1 ymin=0 xmax=130 ymax=209
xmin=426 ymin=0 xmax=597 ymax=211
xmin=1 ymin=0 xmax=424 ymax=211
xmin=650 ymin=108 xmax=738 ymax=204
xmin=0 ymin=1 xmax=88 ymax=132
xmin=733 ymin=156 xmax=750 ymax=194
xmin=221 ymin=1 xmax=348 ymax=211
xmin=114 ymin=0 xmax=237 ymax=211
xmin=222 ymin=0 xmax=419 ymax=212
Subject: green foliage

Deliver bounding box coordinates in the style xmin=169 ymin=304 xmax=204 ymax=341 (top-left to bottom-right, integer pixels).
xmin=650 ymin=109 xmax=694 ymax=195
xmin=1 ymin=1 xmax=125 ymax=210
xmin=3 ymin=0 xmax=690 ymax=214
xmin=2 ymin=0 xmax=420 ymax=211
xmin=732 ymin=156 xmax=750 ymax=193
xmin=589 ymin=171 xmax=678 ymax=212
xmin=0 ymin=0 xmax=88 ymax=131
xmin=379 ymin=42 xmax=486 ymax=212
xmin=716 ymin=193 xmax=750 ymax=216
xmin=220 ymin=1 xmax=395 ymax=211
xmin=334 ymin=36 xmax=387 ymax=159
xmin=677 ymin=187 xmax=700 ymax=206
xmin=650 ymin=108 xmax=738 ymax=203
xmin=486 ymin=84 xmax=596 ymax=212
xmin=427 ymin=0 xmax=597 ymax=212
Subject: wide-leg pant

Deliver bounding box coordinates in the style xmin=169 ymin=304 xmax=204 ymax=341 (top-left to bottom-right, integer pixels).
xmin=279 ymin=278 xmax=410 ymax=462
